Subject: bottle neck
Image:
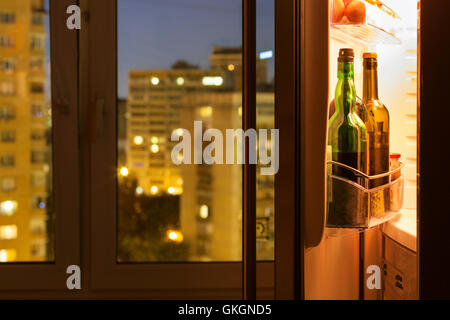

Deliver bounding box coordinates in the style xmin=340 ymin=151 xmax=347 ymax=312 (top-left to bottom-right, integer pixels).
xmin=363 ymin=59 xmax=379 ymax=101
xmin=337 ymin=61 xmax=356 ymax=116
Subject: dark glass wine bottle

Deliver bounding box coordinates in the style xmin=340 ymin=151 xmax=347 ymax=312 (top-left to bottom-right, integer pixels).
xmin=363 ymin=53 xmax=390 ymax=217
xmin=363 ymin=53 xmax=390 ymax=188
xmin=327 ymin=48 xmax=369 ymax=227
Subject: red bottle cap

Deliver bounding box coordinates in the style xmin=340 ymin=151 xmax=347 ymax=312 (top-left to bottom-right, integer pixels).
xmin=390 ymin=153 xmax=401 ymax=159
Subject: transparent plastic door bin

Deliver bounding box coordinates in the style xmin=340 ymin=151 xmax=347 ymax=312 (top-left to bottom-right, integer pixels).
xmin=331 ymin=0 xmax=401 ymax=45
xmin=327 ymin=161 xmax=404 ymax=229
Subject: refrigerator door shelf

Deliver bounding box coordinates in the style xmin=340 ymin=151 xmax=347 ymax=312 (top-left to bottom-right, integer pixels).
xmin=327 ymin=161 xmax=405 ymax=229
xmin=331 ymin=24 xmax=401 ymax=45
xmin=331 ymin=0 xmax=401 ymax=45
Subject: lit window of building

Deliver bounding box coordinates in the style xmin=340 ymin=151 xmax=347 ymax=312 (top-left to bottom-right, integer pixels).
xmin=167 ymin=230 xmax=183 ymax=243
xmin=151 ymin=144 xmax=159 ymax=153
xmin=133 ymin=135 xmax=144 ymax=145
xmin=176 ymin=77 xmax=184 ymax=86
xmin=0 ymin=81 xmax=15 ymax=95
xmin=0 ymin=249 xmax=16 ymax=262
xmin=202 ymin=76 xmax=223 ymax=86
xmin=199 ymin=106 xmax=213 ymax=118
xmin=0 ymin=200 xmax=17 ymax=216
xmin=135 ymin=186 xmax=144 ymax=195
xmin=119 ymin=167 xmax=128 ymax=177
xmin=199 ymin=205 xmax=209 ymax=219
xmin=0 ymin=225 xmax=18 ymax=240
xmin=150 ymin=76 xmax=160 ymax=85
xmin=150 ymin=185 xmax=158 ymax=194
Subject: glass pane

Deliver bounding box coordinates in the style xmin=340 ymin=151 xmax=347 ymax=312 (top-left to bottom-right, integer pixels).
xmin=0 ymin=0 xmax=53 ymax=262
xmin=256 ymin=0 xmax=274 ymax=261
xmin=117 ymin=0 xmax=242 ymax=262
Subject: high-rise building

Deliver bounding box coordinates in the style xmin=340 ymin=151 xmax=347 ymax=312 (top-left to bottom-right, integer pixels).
xmin=179 ymin=91 xmax=243 ymax=261
xmin=125 ymin=46 xmax=274 ymax=261
xmin=178 ymin=90 xmax=275 ymax=261
xmin=126 ymin=67 xmax=226 ymax=196
xmin=0 ymin=0 xmax=51 ymax=262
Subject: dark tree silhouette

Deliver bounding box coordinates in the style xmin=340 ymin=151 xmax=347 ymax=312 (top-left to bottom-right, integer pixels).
xmin=171 ymin=60 xmax=199 ymax=70
xmin=117 ymin=176 xmax=189 ymax=262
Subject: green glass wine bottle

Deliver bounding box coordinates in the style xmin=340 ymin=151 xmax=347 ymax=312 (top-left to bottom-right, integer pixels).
xmin=327 ymin=48 xmax=369 ymax=227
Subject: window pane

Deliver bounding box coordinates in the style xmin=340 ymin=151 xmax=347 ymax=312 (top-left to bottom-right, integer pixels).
xmin=117 ymin=0 xmax=242 ymax=262
xmin=0 ymin=0 xmax=53 ymax=262
xmin=256 ymin=0 xmax=274 ymax=261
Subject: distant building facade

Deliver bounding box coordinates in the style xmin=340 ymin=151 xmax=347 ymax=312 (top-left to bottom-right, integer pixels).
xmin=0 ymin=0 xmax=51 ymax=262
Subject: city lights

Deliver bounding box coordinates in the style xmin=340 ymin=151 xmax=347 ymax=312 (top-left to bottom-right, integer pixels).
xmin=173 ymin=128 xmax=184 ymax=138
xmin=151 ymin=76 xmax=160 ymax=85
xmin=0 ymin=250 xmax=7 ymax=262
xmin=0 ymin=200 xmax=17 ymax=216
xmin=119 ymin=167 xmax=129 ymax=177
xmin=135 ymin=186 xmax=144 ymax=195
xmin=176 ymin=77 xmax=184 ymax=85
xmin=167 ymin=230 xmax=184 ymax=243
xmin=199 ymin=205 xmax=209 ymax=219
xmin=202 ymin=76 xmax=223 ymax=86
xmin=199 ymin=106 xmax=213 ymax=118
xmin=151 ymin=144 xmax=159 ymax=153
xmin=151 ymin=136 xmax=159 ymax=144
xmin=167 ymin=187 xmax=175 ymax=194
xmin=0 ymin=249 xmax=16 ymax=262
xmin=150 ymin=185 xmax=159 ymax=194
xmin=0 ymin=225 xmax=18 ymax=240
xmin=227 ymin=64 xmax=235 ymax=71
xmin=259 ymin=50 xmax=273 ymax=60
xmin=133 ymin=135 xmax=144 ymax=145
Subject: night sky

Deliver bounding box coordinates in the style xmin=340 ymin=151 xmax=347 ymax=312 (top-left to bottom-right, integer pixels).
xmin=117 ymin=0 xmax=275 ymax=98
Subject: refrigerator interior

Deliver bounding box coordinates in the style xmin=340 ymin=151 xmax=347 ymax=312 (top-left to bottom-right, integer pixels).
xmin=305 ymin=0 xmax=418 ymax=300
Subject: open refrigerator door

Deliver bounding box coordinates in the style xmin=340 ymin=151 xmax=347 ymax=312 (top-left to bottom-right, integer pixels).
xmin=304 ymin=0 xmax=419 ymax=300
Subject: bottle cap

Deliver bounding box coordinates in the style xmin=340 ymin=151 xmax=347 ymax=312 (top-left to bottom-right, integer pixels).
xmin=390 ymin=153 xmax=401 ymax=159
xmin=338 ymin=48 xmax=354 ymax=62
xmin=363 ymin=52 xmax=378 ymax=59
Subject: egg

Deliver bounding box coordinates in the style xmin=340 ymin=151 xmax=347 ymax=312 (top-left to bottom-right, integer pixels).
xmin=344 ymin=0 xmax=366 ymax=24
xmin=332 ymin=0 xmax=345 ymax=23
